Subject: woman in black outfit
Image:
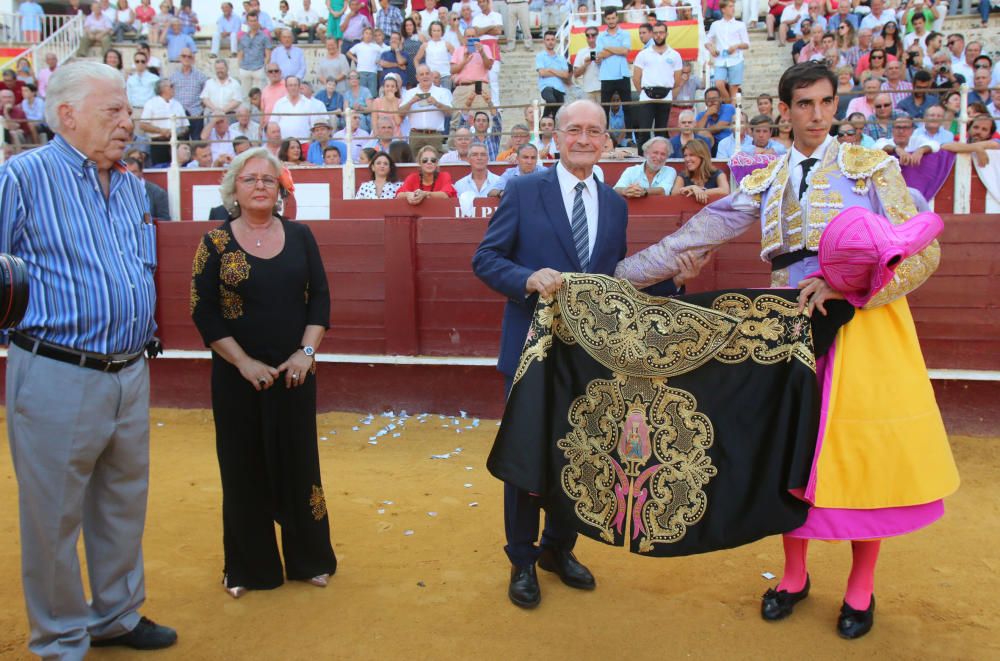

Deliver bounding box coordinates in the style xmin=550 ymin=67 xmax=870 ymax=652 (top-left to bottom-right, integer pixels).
xmin=671 ymin=138 xmax=731 ymax=204
xmin=190 ymin=147 xmax=336 ymax=598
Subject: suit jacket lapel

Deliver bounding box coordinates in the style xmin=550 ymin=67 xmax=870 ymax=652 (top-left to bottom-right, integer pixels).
xmin=539 ymin=167 xmax=582 ymax=270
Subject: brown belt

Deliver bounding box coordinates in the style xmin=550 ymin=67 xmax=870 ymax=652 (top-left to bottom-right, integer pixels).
xmin=454 ymin=81 xmax=488 ymax=86
xmin=410 ymin=128 xmax=441 ymax=133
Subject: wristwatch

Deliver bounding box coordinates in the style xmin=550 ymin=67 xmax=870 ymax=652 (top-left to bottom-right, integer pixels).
xmin=300 ymin=345 xmax=315 ymax=357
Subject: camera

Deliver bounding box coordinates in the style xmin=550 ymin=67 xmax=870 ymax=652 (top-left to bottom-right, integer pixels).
xmin=474 ymin=80 xmax=482 ymax=95
xmin=0 ymin=254 xmax=29 ymax=330
xmin=938 ymin=65 xmax=949 ymax=74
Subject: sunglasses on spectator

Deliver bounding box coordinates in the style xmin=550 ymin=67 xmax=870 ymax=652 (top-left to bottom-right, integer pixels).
xmin=874 ymin=103 xmax=892 ymax=108
xmin=871 ymin=55 xmax=884 ymax=59
xmin=421 ymin=157 xmax=438 ymax=164
xmin=839 ymin=129 xmax=857 ymax=136
xmin=135 ymin=58 xmax=147 ymax=63
xmin=586 ymin=32 xmax=597 ymax=37
xmin=267 ymin=68 xmax=280 ymax=72
xmin=947 ymin=40 xmax=958 ymax=45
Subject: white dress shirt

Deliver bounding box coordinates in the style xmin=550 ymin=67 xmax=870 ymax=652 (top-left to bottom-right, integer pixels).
xmin=555 ymin=161 xmax=598 ymax=261
xmin=455 ymin=170 xmax=502 ymax=197
xmin=272 ymin=95 xmax=314 ymax=139
xmin=788 ymin=134 xmax=834 ymax=201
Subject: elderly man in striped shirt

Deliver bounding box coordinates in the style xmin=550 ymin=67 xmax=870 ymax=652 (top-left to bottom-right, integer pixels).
xmin=0 ymin=61 xmax=177 ymax=660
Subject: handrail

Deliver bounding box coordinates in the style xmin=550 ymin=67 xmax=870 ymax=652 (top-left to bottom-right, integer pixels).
xmin=0 ymin=13 xmax=82 ymax=76
xmin=0 ymin=12 xmax=78 ymax=47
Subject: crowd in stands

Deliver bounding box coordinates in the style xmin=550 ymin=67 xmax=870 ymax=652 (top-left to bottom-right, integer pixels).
xmin=2 ymin=0 xmax=998 ymax=216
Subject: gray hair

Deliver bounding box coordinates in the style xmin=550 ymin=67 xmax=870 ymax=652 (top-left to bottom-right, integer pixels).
xmin=641 ymin=136 xmax=670 ymax=153
xmin=554 ymin=99 xmax=607 ymax=131
xmin=154 ymin=78 xmax=173 ymax=96
xmin=219 ymin=147 xmax=284 ymax=215
xmin=678 ymin=109 xmax=696 ymax=122
xmin=516 ymin=143 xmax=538 ymax=157
xmin=44 ymin=61 xmax=125 ymax=133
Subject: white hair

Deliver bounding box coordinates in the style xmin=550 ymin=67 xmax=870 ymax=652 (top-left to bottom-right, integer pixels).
xmin=219 ymin=148 xmax=284 ymax=215
xmin=44 ymin=61 xmax=126 ymax=133
xmin=641 ymin=136 xmax=670 ymax=153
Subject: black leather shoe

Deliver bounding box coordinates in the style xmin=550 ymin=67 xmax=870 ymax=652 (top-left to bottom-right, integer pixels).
xmin=537 ymin=548 xmax=596 ymax=590
xmin=91 ymin=616 xmax=178 ymax=650
xmin=838 ymin=595 xmax=875 ymax=639
xmin=508 ymin=564 xmax=541 ymax=609
xmin=761 ymin=575 xmax=811 ymax=621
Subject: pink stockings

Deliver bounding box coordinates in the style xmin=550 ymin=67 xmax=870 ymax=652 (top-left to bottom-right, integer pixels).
xmin=777 ymin=535 xmax=880 ymax=610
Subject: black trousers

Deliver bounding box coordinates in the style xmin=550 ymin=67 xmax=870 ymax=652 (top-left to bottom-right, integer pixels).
xmin=636 ymin=99 xmax=671 ymax=155
xmin=502 ymin=375 xmax=577 ymax=567
xmin=600 ymin=77 xmax=632 ymax=129
xmin=540 ymin=86 xmax=565 ymax=119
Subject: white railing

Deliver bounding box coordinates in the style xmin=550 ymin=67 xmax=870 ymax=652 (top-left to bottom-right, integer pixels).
xmin=0 ymin=14 xmax=82 ymax=76
xmin=0 ymin=12 xmax=78 ymax=46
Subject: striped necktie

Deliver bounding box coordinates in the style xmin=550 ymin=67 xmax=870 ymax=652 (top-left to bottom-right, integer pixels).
xmin=571 ymin=181 xmax=590 ymax=272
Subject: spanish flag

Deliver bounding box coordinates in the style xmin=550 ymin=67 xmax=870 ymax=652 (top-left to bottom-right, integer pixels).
xmin=568 ymin=20 xmax=700 ymax=63
xmin=0 ymin=48 xmax=29 ymax=70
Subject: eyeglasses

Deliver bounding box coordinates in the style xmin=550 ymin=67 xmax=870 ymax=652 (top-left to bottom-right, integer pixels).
xmin=586 ymin=32 xmax=597 ymax=37
xmin=420 ymin=157 xmax=438 ymax=164
xmin=267 ymin=68 xmax=280 ymax=73
xmin=947 ymin=40 xmax=958 ymax=46
xmin=874 ymin=103 xmax=892 ymax=108
xmin=135 ymin=59 xmax=147 ymax=63
xmin=558 ymin=126 xmax=606 ymax=138
xmin=181 ymin=53 xmax=193 ymax=58
xmin=236 ymin=175 xmax=279 ymax=188
xmin=870 ymin=55 xmax=884 ymax=59
xmin=839 ymin=129 xmax=857 ymax=136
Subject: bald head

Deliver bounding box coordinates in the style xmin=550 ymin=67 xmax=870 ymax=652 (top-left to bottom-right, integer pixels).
xmin=555 ymin=99 xmax=607 ymax=132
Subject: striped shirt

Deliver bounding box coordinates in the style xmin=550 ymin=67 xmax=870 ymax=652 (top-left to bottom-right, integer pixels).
xmin=0 ymin=136 xmax=158 ymax=355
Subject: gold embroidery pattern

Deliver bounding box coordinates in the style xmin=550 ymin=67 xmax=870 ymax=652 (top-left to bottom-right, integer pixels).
xmin=310 ymin=485 xmax=328 ymax=521
xmin=838 ymin=144 xmax=893 ymax=180
xmin=219 ymin=285 xmax=243 ymax=320
xmin=760 ymin=161 xmax=790 ymax=259
xmin=558 ymin=373 xmax=716 ymax=553
xmin=555 ymin=274 xmax=741 ymax=378
xmin=192 ymin=241 xmax=209 ymax=276
xmin=189 ymin=280 xmax=199 ymax=314
xmin=208 ymin=228 xmax=230 ymax=254
xmin=512 ymin=296 xmax=560 ymax=386
xmin=711 ymin=293 xmax=816 ymax=370
xmin=220 ymin=251 xmax=251 ymax=287
xmin=739 ymin=156 xmax=784 ymax=195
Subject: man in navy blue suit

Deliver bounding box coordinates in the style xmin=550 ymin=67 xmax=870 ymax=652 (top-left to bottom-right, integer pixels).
xmin=473 ymin=99 xmax=664 ymax=609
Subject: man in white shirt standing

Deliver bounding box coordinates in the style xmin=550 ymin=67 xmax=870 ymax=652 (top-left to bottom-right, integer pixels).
xmin=212 ymin=2 xmax=242 ymax=57
xmin=859 ymin=0 xmax=893 ymax=36
xmin=572 ymin=27 xmax=602 ymax=103
xmin=455 ymin=143 xmax=502 ymax=197
xmin=201 ymin=59 xmax=244 ymax=116
xmin=705 ymin=0 xmax=749 ymax=102
xmin=401 ymin=64 xmax=454 ymax=154
xmin=271 ymin=28 xmax=307 ymax=81
xmin=419 ymin=0 xmax=440 ymax=35
xmin=632 ymin=21 xmax=683 ymax=155
xmin=348 ymin=27 xmax=384 ymax=97
xmin=473 ymin=0 xmax=504 ymax=106
xmin=272 ymin=76 xmax=315 ymax=140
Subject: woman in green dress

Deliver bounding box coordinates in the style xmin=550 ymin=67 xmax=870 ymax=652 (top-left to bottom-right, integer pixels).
xmin=327 ymin=0 xmax=345 ymax=41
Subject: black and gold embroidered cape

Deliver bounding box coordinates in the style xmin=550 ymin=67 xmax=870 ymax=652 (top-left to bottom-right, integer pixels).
xmin=487 ymin=275 xmax=853 ymax=557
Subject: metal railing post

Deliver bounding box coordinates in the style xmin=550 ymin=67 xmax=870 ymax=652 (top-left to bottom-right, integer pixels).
xmin=343 ymin=107 xmax=355 ymax=200
xmin=167 ymin=114 xmax=181 ymax=221
xmin=953 ymin=84 xmax=970 ymax=215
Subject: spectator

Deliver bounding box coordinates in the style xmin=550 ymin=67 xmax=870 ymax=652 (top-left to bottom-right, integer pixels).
xmin=230 ymin=105 xmax=262 ymax=142
xmin=789 ymin=18 xmax=813 ymax=62
xmin=341 ymin=0 xmax=372 ymax=51
xmin=837 ymin=121 xmax=863 ymax=146
xmin=827 ymin=1 xmax=858 ymax=32
xmin=931 ymin=51 xmax=964 ymax=90
xmin=202 ymin=113 xmax=237 ymax=164
xmin=275 ymin=0 xmax=295 ymax=31
xmin=247 ymin=0 xmax=276 ymax=32
xmin=1 ymin=68 xmax=26 ymax=105
xmin=348 ymin=27 xmax=384 ymax=96
xmin=417 ymin=21 xmax=455 ymax=89
xmin=397 ymin=145 xmax=457 ymax=202
xmin=669 ymin=60 xmax=703 ymax=126
xmin=263 ymin=121 xmax=283 ymax=157
xmin=211 ymin=2 xmax=241 ymax=57
xmin=379 ymin=31 xmax=411 ymax=88
xmin=388 ymin=139 xmax=413 ymax=164
xmin=881 ymin=60 xmax=913 ymax=109
xmin=305 ymin=117 xmax=345 ymax=163
xmin=140 ymin=79 xmax=190 ymax=165
xmin=913 ymin=104 xmax=953 ymax=145
xmin=18 ymin=0 xmax=44 ymax=43
xmin=149 ymin=2 xmax=173 ymax=45
xmin=278 ymin=137 xmax=309 ymax=165
xmin=366 ymin=115 xmax=397 ymax=153
xmin=846 ymin=77 xmax=881 ymax=118
xmin=633 ymin=21 xmax=683 ymax=151
xmin=164 ymin=19 xmax=197 ymax=63
xmin=835 ymin=22 xmax=861 ymax=70
xmin=541 ymin=0 xmax=569 ymax=31
xmin=334 ymin=112 xmax=371 ymax=162
xmin=450 ymin=27 xmax=493 ymax=124
xmin=454 ymin=142 xmax=502 ymax=197
xmin=357 ymin=152 xmax=403 ymax=198
xmin=169 ymin=48 xmax=208 ymax=138
xmin=461 ymin=107 xmax=502 ymax=160
xmin=315 ymin=76 xmax=346 ymax=124
xmin=597 ymin=8 xmax=632 ymax=130
xmin=201 ymin=59 xmax=243 ymax=117
xmin=496 ymin=123 xmax=531 ymax=162
xmin=36 ymin=53 xmax=58 ymax=99
xmin=125 ymin=157 xmax=171 ymax=220
xmin=573 ymin=28 xmax=602 ymax=103
xmin=401 ymin=65 xmax=453 ymax=154
xmin=535 ymin=30 xmax=570 ymax=118
xmin=127 ymin=51 xmax=160 ymax=111
xmin=502 ymin=0 xmax=533 ymax=53
xmin=941 ymin=114 xmax=1000 ymax=164
xmin=844 ymin=111 xmax=877 ymax=147
xmin=326 ymin=145 xmax=345 ymax=164
xmin=897 ymin=70 xmax=938 ymax=119
xmin=669 ymin=109 xmax=710 ymax=157
xmin=237 ymin=12 xmax=271 ymax=96
xmin=969 ymin=68 xmax=992 ymax=106
xmin=777 ymin=0 xmax=807 ymax=46
xmin=0 ymin=88 xmax=36 ymax=149
xmin=293 ymin=0 xmax=325 ymax=42
xmin=987 ymin=89 xmax=1000 ymax=120
xmin=136 ymin=0 xmax=156 ymax=36
xmin=533 ymin=115 xmax=558 ymax=159
xmin=860 ymin=0 xmax=893 ymax=35
xmin=136 ymin=41 xmax=163 ymax=76
xmin=441 ymin=126 xmax=474 ymax=163
xmin=715 ymin=111 xmax=752 ymax=160
xmin=273 ymin=76 xmax=315 ymax=140
xmin=487 ymin=143 xmax=545 ymax=196
xmin=20 ymin=84 xmax=48 ymax=141
xmin=314 ymin=40 xmax=349 ymax=96
xmin=797 ymin=24 xmax=826 ymax=63
xmin=471 ymin=0 xmax=503 ymax=105
xmin=232 ymin=136 xmax=253 ymax=157
xmin=696 ymin=88 xmax=734 ymax=156
xmin=872 ymin=112 xmax=938 ymax=166
xmin=902 ymin=12 xmax=929 ymax=52
xmin=418 ymin=0 xmax=440 ymax=35
xmin=706 ymin=1 xmax=749 ymax=101
xmin=77 ymin=2 xmax=114 ymax=56
xmin=945 ymin=34 xmax=974 ymax=82
xmin=745 ymin=113 xmax=787 ymax=154
xmin=343 ymin=71 xmax=374 ymax=133
xmin=756 ymin=92 xmax=775 ymax=121
xmin=615 ymin=137 xmax=676 ymax=198
xmin=881 ymin=21 xmax=904 ymax=58
xmin=865 ymin=93 xmax=895 ymax=140
xmin=177 ymin=1 xmax=199 ymax=34
xmin=271 ymin=28 xmax=307 ymax=80
xmin=673 ymin=138 xmax=730 ymax=203
xmin=376 ymin=0 xmax=405 ymax=37
xmin=261 ymin=65 xmax=288 ymax=119
xmin=109 ymin=0 xmax=137 ymax=41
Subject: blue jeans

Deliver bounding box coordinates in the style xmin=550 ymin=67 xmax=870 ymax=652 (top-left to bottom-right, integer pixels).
xmin=359 ymin=71 xmax=377 ymax=97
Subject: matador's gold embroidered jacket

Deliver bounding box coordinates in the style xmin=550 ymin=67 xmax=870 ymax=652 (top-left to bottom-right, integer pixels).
xmin=615 ymin=141 xmax=941 ymax=309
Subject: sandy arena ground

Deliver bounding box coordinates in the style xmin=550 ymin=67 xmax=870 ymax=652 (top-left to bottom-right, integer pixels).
xmin=0 ymin=407 xmax=997 ymax=661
